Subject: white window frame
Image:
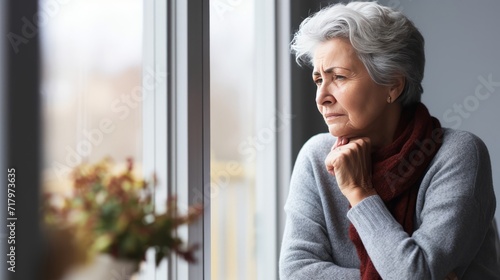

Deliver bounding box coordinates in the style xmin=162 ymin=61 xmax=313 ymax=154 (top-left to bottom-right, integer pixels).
xmin=276 ymin=0 xmax=292 ymax=259
xmin=254 ymin=0 xmax=292 ymax=278
xmin=143 ymin=0 xmax=210 ymax=279
xmin=254 ymin=0 xmax=279 ymax=278
xmin=170 ymin=1 xmax=210 ymax=279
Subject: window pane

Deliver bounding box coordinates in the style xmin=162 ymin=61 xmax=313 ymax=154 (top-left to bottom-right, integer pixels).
xmin=40 ymin=0 xmax=144 ymax=192
xmin=210 ymin=1 xmax=260 ymax=279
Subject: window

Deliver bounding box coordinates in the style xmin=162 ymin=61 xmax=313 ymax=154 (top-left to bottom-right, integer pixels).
xmin=40 ymin=0 xmax=210 ymax=278
xmin=39 ymin=0 xmax=170 ymax=277
xmin=210 ymin=1 xmax=260 ymax=277
xmin=39 ymin=0 xmax=290 ymax=278
xmin=40 ymin=0 xmax=144 ymax=195
xmin=210 ymin=0 xmax=290 ymax=278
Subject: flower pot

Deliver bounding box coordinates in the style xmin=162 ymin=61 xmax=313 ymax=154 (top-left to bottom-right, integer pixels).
xmin=63 ymin=254 xmax=139 ymax=280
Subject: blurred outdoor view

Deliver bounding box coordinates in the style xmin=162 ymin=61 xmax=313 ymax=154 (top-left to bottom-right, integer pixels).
xmin=40 ymin=0 xmax=143 ymax=194
xmin=210 ymin=1 xmax=259 ymax=279
xmin=41 ymin=0 xmax=262 ymax=278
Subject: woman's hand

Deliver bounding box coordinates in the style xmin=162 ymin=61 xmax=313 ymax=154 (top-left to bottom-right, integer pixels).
xmin=325 ymin=136 xmax=377 ymax=206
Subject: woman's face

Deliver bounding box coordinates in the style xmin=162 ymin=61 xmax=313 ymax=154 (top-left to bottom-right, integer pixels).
xmin=313 ymin=38 xmax=398 ymax=141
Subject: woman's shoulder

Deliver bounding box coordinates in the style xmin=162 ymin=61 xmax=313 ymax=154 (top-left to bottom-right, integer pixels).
xmin=291 ymin=133 xmax=337 ymax=173
xmin=428 ymin=128 xmax=492 ymax=186
xmin=439 ymin=128 xmax=490 ymax=160
xmin=298 ymin=133 xmax=336 ymax=160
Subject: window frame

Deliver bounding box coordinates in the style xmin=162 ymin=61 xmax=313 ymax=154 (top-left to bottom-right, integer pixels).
xmin=168 ymin=0 xmax=211 ymax=279
xmin=2 ymin=2 xmax=42 ymax=280
xmin=254 ymin=0 xmax=280 ymax=278
xmin=276 ymin=0 xmax=293 ymax=264
xmin=0 ymin=3 xmax=7 ymax=278
xmin=208 ymin=0 xmax=292 ymax=277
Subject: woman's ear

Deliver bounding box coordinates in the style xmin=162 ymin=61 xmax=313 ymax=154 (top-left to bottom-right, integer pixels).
xmin=389 ymin=75 xmax=405 ymax=102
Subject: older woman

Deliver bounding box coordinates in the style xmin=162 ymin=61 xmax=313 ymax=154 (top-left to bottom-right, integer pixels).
xmin=279 ymin=2 xmax=500 ymax=279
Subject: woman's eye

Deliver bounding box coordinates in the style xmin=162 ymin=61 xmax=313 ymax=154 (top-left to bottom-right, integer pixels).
xmin=314 ymin=79 xmax=323 ymax=86
xmin=334 ymin=75 xmax=346 ymax=80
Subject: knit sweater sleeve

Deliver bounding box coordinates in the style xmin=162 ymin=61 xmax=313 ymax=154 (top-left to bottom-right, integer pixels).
xmin=279 ymin=135 xmax=360 ymax=279
xmin=347 ymin=130 xmax=499 ymax=280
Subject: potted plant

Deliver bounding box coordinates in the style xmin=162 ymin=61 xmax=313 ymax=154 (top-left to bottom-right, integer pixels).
xmin=42 ymin=158 xmax=202 ymax=280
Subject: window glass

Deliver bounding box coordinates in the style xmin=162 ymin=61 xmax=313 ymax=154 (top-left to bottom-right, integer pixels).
xmin=40 ymin=0 xmax=144 ymax=193
xmin=210 ymin=1 xmax=259 ymax=279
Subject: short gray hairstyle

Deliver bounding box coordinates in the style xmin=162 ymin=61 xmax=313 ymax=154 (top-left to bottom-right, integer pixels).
xmin=291 ymin=1 xmax=425 ymax=106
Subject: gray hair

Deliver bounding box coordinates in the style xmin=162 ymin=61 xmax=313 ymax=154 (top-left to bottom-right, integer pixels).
xmin=291 ymin=1 xmax=425 ymax=106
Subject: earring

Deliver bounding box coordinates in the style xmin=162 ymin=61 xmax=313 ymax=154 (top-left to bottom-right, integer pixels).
xmin=387 ymin=96 xmax=392 ymax=103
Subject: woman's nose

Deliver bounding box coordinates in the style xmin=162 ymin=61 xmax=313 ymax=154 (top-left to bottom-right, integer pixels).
xmin=316 ymin=83 xmax=336 ymax=106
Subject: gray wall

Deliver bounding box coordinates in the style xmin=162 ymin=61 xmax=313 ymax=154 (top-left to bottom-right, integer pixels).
xmin=378 ymin=0 xmax=500 ymax=224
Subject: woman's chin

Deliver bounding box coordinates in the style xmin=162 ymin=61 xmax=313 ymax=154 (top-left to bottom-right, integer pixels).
xmin=328 ymin=126 xmax=348 ymax=138
xmin=328 ymin=127 xmax=360 ymax=139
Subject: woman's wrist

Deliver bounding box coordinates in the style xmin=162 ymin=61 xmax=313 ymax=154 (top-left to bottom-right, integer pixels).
xmin=343 ymin=186 xmax=377 ymax=207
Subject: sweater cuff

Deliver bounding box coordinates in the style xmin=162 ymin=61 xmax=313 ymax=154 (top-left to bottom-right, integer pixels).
xmin=347 ymin=195 xmax=397 ymax=235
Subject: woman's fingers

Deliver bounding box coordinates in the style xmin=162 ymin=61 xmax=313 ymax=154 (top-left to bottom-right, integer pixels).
xmin=325 ymin=137 xmax=372 ymax=192
xmin=332 ymin=136 xmax=349 ymax=150
xmin=327 ymin=136 xmax=350 ymax=176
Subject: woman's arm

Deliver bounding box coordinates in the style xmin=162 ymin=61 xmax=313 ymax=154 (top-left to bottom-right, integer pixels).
xmin=280 ymin=136 xmax=360 ymax=279
xmin=280 ymin=204 xmax=360 ymax=279
xmin=347 ymin=131 xmax=498 ymax=279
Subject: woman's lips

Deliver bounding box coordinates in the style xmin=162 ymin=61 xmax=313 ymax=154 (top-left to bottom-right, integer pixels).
xmin=324 ymin=113 xmax=344 ymax=121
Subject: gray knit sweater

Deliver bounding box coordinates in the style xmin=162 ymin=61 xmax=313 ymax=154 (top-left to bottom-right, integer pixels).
xmin=279 ymin=128 xmax=500 ymax=279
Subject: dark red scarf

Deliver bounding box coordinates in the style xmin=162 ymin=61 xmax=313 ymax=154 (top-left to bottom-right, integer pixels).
xmin=349 ymin=103 xmax=443 ymax=280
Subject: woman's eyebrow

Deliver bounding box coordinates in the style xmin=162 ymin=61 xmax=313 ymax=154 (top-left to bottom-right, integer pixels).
xmin=313 ymin=66 xmax=351 ymax=76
